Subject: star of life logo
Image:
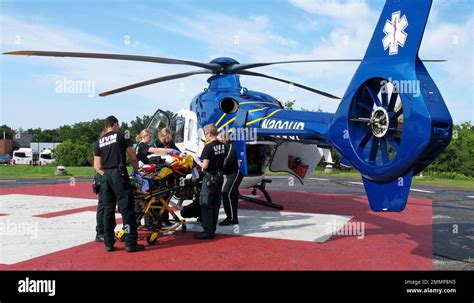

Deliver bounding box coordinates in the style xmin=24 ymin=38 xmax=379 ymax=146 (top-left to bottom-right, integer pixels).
xmin=383 ymin=11 xmax=408 ymax=55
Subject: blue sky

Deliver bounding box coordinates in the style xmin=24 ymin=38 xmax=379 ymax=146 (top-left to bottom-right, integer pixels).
xmin=1 ymin=0 xmax=472 ymax=129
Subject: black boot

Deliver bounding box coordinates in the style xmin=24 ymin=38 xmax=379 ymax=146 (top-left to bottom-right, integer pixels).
xmin=125 ymin=243 xmax=145 ymax=253
xmin=95 ymin=234 xmax=105 ymax=242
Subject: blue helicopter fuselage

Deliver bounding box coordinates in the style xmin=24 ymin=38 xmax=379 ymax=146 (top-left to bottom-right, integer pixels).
xmin=189 ymin=72 xmax=334 ymax=147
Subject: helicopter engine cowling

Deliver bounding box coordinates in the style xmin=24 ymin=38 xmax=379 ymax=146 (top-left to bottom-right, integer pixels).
xmin=218 ymin=97 xmax=240 ymax=114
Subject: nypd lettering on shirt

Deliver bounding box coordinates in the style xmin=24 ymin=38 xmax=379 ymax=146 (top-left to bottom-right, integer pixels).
xmin=99 ymin=133 xmax=117 ymax=148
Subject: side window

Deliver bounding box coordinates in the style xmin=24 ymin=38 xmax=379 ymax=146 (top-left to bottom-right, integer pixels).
xmin=175 ymin=117 xmax=185 ymax=143
xmin=187 ymin=119 xmax=194 ymax=142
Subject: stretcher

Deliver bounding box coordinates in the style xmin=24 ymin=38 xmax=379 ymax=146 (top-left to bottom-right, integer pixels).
xmin=115 ymin=153 xmax=200 ymax=245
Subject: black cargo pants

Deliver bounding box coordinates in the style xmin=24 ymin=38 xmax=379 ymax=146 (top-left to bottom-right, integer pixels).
xmin=100 ymin=168 xmax=138 ymax=247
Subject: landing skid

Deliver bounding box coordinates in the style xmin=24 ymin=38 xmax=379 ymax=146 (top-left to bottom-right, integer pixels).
xmin=239 ymin=179 xmax=284 ymax=210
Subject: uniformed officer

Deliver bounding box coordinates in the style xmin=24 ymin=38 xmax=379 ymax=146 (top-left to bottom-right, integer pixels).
xmin=93 ymin=115 xmax=145 ymax=252
xmin=194 ymin=124 xmax=226 ymax=240
xmin=219 ymin=132 xmax=244 ymax=226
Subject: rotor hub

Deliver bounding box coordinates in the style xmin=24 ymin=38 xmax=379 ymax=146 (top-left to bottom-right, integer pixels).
xmin=369 ymin=107 xmax=389 ymax=138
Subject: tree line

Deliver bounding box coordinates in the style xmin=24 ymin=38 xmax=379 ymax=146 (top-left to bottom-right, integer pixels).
xmin=1 ymin=116 xmax=472 ymax=177
xmin=1 ymin=115 xmax=153 ymax=166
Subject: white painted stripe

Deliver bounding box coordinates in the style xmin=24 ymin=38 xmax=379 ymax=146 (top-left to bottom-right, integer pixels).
xmin=410 ymin=188 xmax=435 ymax=194
xmin=0 ymin=195 xmax=98 ymax=264
xmin=433 ymin=215 xmax=452 ymax=219
xmin=344 ymin=181 xmax=435 ymax=194
xmin=309 ymin=178 xmax=330 ymax=181
xmin=181 ymin=209 xmax=353 ymax=243
xmin=0 ymin=180 xmax=16 ymax=182
xmin=467 ymin=196 xmax=474 ymax=199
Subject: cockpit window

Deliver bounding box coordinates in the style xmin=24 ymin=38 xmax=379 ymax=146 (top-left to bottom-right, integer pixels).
xmin=175 ymin=117 xmax=185 ymax=143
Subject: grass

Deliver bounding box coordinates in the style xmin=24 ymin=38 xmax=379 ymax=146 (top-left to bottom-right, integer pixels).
xmin=0 ymin=165 xmax=96 ymax=179
xmin=1 ymin=165 xmax=473 ymax=190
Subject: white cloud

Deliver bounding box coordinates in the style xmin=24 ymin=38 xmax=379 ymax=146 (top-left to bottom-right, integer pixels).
xmin=1 ymin=1 xmax=471 ymax=129
xmin=131 ymin=10 xmax=299 ymax=61
xmin=289 ymin=0 xmax=373 ymax=19
xmin=0 ymin=15 xmax=210 ymax=128
xmin=0 ymin=15 xmax=114 ymax=52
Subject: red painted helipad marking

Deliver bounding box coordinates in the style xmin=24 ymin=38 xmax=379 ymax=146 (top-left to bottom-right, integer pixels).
xmin=0 ymin=183 xmax=433 ymax=270
xmin=0 ymin=182 xmax=97 ymax=199
xmin=34 ymin=205 xmax=98 ymax=218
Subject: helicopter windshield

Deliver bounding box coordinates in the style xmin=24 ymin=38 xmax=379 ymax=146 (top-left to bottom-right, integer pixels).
xmin=147 ymin=110 xmax=164 ymax=131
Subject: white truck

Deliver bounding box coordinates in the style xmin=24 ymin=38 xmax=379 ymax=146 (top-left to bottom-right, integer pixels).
xmin=38 ymin=149 xmax=55 ymax=165
xmin=12 ymin=148 xmax=37 ymax=165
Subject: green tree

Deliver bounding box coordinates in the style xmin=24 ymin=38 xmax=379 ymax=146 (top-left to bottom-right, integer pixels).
xmin=126 ymin=115 xmax=151 ymax=142
xmin=0 ymin=125 xmax=14 ymax=139
xmin=52 ymin=139 xmax=93 ymax=166
xmin=429 ymin=122 xmax=474 ymax=177
xmin=283 ymin=100 xmax=296 ymax=110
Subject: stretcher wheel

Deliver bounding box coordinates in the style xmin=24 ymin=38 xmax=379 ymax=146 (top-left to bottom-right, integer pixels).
xmin=181 ymin=224 xmax=187 ymax=233
xmin=146 ymin=233 xmax=158 ymax=245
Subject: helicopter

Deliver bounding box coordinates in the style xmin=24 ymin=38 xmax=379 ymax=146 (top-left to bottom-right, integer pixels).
xmin=4 ymin=0 xmax=452 ymax=212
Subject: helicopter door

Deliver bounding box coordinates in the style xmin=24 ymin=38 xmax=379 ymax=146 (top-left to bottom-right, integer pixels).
xmin=269 ymin=142 xmax=323 ymax=184
xmin=175 ymin=110 xmax=200 ymax=156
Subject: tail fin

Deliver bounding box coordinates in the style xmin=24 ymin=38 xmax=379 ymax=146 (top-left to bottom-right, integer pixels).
xmin=364 ymin=0 xmax=432 ymax=61
xmin=328 ymin=0 xmax=452 ymax=212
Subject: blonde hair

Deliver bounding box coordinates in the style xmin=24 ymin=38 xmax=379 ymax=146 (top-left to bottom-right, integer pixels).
xmin=204 ymin=124 xmax=217 ymax=136
xmin=159 ymin=128 xmax=171 ymax=138
xmin=136 ymin=129 xmax=153 ymax=142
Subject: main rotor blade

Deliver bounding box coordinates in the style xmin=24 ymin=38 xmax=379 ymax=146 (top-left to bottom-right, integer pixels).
xmin=230 ymin=59 xmax=446 ymax=72
xmin=236 ymin=70 xmax=340 ymax=99
xmin=230 ymin=59 xmax=361 ymax=72
xmin=3 ymin=50 xmax=219 ymax=70
xmin=99 ymin=69 xmax=211 ymax=97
